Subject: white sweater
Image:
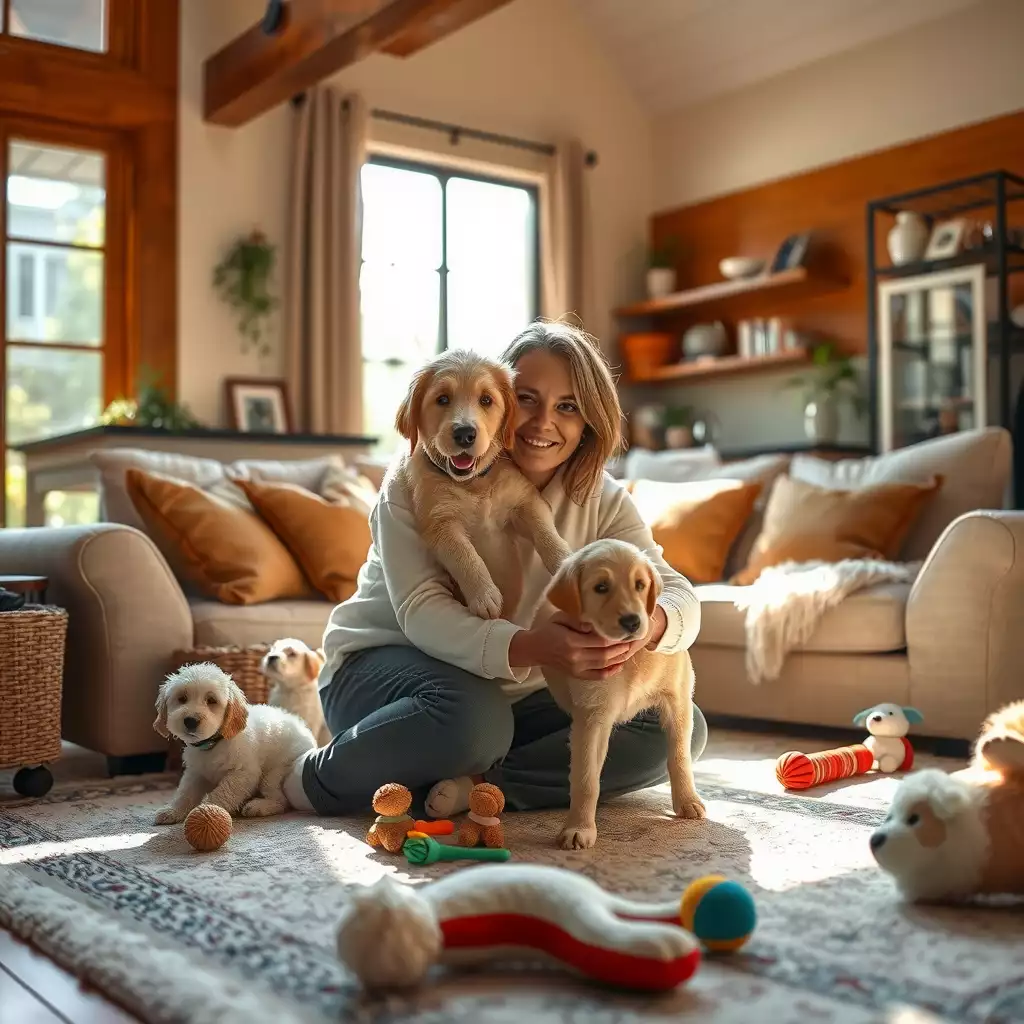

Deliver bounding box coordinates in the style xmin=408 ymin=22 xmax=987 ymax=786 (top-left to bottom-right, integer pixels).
xmin=320 ymin=465 xmax=702 ymax=700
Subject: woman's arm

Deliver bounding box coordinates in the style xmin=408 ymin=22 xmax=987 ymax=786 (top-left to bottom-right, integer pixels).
xmin=374 ymin=493 xmax=529 ymax=682
xmin=600 ymin=486 xmax=702 ymax=655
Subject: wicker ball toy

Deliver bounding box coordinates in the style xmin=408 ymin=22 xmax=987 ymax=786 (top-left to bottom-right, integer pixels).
xmin=184 ymin=804 xmax=232 ymax=852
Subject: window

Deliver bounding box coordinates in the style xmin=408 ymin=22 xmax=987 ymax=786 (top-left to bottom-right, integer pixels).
xmin=360 ymin=157 xmax=539 ymax=454
xmin=4 ymin=138 xmax=106 ymax=526
xmin=6 ymin=0 xmax=106 ymax=53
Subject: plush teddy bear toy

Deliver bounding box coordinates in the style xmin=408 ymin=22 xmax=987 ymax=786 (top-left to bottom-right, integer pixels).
xmin=458 ymin=783 xmax=505 ymax=849
xmin=366 ymin=783 xmax=414 ymax=854
xmin=869 ymin=700 xmax=1024 ymax=902
xmin=853 ymin=702 xmax=922 ymax=773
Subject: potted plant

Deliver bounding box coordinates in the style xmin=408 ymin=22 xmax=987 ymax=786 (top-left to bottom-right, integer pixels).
xmin=212 ymin=229 xmax=279 ymax=360
xmin=100 ymin=367 xmax=204 ymax=431
xmin=783 ymin=343 xmax=865 ymax=444
xmin=646 ymin=239 xmax=679 ymax=299
xmin=662 ymin=405 xmax=694 ymax=449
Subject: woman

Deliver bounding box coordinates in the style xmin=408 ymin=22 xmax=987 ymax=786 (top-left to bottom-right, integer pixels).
xmin=284 ymin=320 xmax=706 ymax=817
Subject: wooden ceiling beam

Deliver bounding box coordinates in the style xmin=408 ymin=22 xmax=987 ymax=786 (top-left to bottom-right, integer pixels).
xmin=203 ymin=0 xmax=515 ymax=128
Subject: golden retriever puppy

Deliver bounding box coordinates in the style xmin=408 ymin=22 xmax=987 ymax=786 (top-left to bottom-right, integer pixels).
xmin=536 ymin=539 xmax=706 ymax=849
xmin=261 ymin=638 xmax=331 ymax=746
xmin=394 ymin=348 xmax=571 ymax=619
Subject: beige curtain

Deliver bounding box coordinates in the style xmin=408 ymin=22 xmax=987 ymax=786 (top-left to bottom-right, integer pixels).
xmin=286 ymin=87 xmax=367 ymax=435
xmin=540 ymin=139 xmax=589 ymax=327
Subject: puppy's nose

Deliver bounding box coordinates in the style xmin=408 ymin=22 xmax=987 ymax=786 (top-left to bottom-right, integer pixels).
xmin=452 ymin=424 xmax=476 ymax=448
xmin=869 ymin=832 xmax=886 ymax=851
xmin=870 ymin=714 xmax=883 ymax=723
xmin=183 ymin=716 xmax=199 ymax=732
xmin=619 ymin=614 xmax=641 ymax=635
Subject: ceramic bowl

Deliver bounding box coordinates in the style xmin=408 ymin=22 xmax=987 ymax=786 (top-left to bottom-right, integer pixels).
xmin=719 ymin=257 xmax=766 ymax=280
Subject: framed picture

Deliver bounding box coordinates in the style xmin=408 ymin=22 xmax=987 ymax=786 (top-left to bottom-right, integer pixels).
xmin=224 ymin=377 xmax=293 ymax=434
xmin=770 ymin=232 xmax=811 ymax=273
xmin=924 ymin=219 xmax=966 ymax=261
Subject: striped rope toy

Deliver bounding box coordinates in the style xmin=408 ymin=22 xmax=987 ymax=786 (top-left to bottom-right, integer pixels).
xmin=776 ymin=744 xmax=875 ymax=790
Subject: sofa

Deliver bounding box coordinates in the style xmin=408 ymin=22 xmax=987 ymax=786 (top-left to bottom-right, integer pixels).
xmin=1 ymin=427 xmax=1020 ymax=772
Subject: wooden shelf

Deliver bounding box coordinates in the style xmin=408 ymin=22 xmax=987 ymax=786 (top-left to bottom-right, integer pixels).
xmin=629 ymin=348 xmax=808 ymax=385
xmin=614 ymin=267 xmax=845 ymax=318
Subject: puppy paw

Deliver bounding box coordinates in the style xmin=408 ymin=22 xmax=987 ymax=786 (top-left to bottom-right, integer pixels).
xmin=154 ymin=806 xmax=185 ymax=825
xmin=466 ymin=582 xmax=503 ymax=620
xmin=240 ymin=797 xmax=284 ymax=818
xmin=672 ymin=792 xmax=707 ymax=820
xmin=557 ymin=823 xmax=597 ymax=850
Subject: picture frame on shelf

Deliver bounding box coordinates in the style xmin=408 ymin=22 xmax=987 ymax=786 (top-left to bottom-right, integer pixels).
xmin=224 ymin=377 xmax=293 ymax=434
xmin=770 ymin=232 xmax=811 ymax=273
xmin=924 ymin=218 xmax=966 ymax=261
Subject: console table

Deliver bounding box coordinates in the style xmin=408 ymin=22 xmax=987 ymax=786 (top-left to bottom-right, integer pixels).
xmin=12 ymin=425 xmax=378 ymax=527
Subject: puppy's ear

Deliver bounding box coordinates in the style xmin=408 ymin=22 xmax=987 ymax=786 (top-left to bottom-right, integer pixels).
xmin=395 ymin=366 xmax=434 ymax=455
xmin=546 ymin=558 xmax=582 ymax=620
xmin=644 ymin=562 xmax=662 ymax=618
xmin=495 ymin=364 xmax=519 ymax=451
xmin=152 ymin=682 xmax=170 ymax=739
xmin=220 ymin=680 xmax=250 ymax=739
xmin=303 ymin=647 xmax=325 ymax=681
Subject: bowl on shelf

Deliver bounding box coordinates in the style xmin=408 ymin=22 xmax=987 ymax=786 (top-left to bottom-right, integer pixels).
xmin=719 ymin=256 xmax=766 ymax=280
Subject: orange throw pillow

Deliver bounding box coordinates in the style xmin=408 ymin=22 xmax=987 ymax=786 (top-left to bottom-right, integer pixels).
xmin=732 ymin=474 xmax=942 ymax=586
xmin=236 ymin=478 xmax=372 ymax=602
xmin=125 ymin=468 xmax=314 ymax=605
xmin=626 ymin=478 xmax=763 ymax=583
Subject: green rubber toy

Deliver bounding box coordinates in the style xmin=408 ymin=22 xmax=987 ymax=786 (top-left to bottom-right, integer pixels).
xmin=402 ymin=835 xmax=512 ymax=865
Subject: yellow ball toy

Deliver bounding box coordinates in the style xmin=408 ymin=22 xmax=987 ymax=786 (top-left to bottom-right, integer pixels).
xmin=184 ymin=804 xmax=232 ymax=852
xmin=680 ymin=874 xmax=756 ymax=952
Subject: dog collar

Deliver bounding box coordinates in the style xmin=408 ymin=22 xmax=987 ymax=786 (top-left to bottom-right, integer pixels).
xmin=421 ymin=447 xmax=494 ymax=480
xmin=188 ymin=732 xmax=224 ymax=751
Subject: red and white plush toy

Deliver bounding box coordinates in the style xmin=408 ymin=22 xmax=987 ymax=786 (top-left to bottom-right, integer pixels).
xmin=335 ymin=863 xmax=701 ymax=992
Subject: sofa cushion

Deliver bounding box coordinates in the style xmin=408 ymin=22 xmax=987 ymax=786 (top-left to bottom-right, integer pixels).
xmin=789 ymin=427 xmax=1011 ymax=561
xmin=625 ymin=478 xmax=763 ymax=583
xmin=696 ymin=581 xmax=910 ymax=654
xmin=732 ymin=474 xmax=943 ymax=585
xmin=126 ymin=469 xmax=315 ymax=605
xmin=191 ymin=597 xmax=341 ymax=650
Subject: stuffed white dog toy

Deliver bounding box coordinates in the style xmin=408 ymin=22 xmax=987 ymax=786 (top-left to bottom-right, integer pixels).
xmin=853 ymin=702 xmax=922 ymax=772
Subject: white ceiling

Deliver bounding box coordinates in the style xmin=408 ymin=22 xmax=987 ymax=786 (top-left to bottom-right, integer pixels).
xmin=571 ymin=0 xmax=989 ymax=114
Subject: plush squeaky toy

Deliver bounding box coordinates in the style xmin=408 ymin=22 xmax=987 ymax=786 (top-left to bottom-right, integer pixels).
xmin=336 ymin=863 xmax=703 ymax=992
xmin=853 ymin=702 xmax=922 ymax=773
xmin=366 ymin=783 xmax=415 ymax=853
xmin=870 ymin=699 xmax=1024 ymax=902
xmin=458 ymin=782 xmax=505 ymax=849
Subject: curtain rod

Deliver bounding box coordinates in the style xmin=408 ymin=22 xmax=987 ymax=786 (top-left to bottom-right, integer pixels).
xmin=291 ymin=92 xmax=598 ymax=167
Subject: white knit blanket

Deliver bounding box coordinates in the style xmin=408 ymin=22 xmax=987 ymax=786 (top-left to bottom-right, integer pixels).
xmin=732 ymin=558 xmax=924 ymax=684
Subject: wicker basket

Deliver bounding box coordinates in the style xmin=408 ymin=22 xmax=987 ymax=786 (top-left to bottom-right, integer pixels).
xmin=0 ymin=605 xmax=67 ymax=770
xmin=170 ymin=644 xmax=272 ymax=705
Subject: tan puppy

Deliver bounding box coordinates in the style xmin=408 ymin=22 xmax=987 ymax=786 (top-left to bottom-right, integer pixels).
xmin=536 ymin=538 xmax=706 ymax=849
xmin=395 ymin=349 xmax=571 ymax=619
xmin=261 ymin=638 xmax=331 ymax=746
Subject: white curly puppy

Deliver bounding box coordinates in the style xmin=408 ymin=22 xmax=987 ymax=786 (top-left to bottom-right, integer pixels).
xmin=260 ymin=638 xmax=331 ymax=745
xmin=153 ymin=662 xmax=316 ymax=823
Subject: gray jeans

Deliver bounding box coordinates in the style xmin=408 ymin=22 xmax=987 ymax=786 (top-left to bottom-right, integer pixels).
xmin=301 ymin=644 xmax=708 ymax=816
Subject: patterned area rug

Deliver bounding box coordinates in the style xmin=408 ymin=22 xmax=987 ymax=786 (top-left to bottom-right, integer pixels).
xmin=2 ymin=731 xmax=1023 ymax=1024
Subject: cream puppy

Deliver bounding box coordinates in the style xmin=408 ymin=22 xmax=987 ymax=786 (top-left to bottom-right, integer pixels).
xmin=153 ymin=663 xmax=316 ymax=822
xmin=261 ymin=638 xmax=331 ymax=746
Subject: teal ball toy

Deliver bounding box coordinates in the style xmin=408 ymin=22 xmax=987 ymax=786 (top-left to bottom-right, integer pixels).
xmin=679 ymin=874 xmax=756 ymax=952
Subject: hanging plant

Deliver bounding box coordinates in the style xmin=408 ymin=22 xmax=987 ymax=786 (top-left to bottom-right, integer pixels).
xmin=212 ymin=229 xmax=279 ymax=359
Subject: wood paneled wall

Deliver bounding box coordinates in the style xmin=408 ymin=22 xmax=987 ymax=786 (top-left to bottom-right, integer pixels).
xmin=650 ymin=109 xmax=1024 ymax=355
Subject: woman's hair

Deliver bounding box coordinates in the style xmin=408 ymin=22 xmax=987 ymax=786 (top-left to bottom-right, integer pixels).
xmin=501 ymin=319 xmax=624 ymax=504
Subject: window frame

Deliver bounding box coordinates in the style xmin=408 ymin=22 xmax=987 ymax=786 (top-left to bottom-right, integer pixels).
xmin=1 ymin=0 xmax=136 ymax=66
xmin=362 ymin=154 xmax=542 ymax=357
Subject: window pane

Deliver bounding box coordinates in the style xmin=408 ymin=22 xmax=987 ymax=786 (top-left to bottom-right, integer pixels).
xmin=7 ymin=141 xmax=106 ymax=247
xmin=9 ymin=0 xmax=106 ymax=53
xmin=446 ymin=177 xmax=535 ymax=356
xmin=362 ymin=359 xmax=417 ymax=456
xmin=6 ymin=243 xmax=103 ymax=344
xmin=7 ymin=345 xmax=102 ymax=447
xmin=360 ymin=263 xmax=439 ymax=363
xmin=361 ymin=163 xmax=441 ymax=268
xmin=4 ymin=449 xmax=99 ymax=528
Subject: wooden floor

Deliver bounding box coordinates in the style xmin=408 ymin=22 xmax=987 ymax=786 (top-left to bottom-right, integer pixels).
xmin=0 ymin=928 xmax=138 ymax=1023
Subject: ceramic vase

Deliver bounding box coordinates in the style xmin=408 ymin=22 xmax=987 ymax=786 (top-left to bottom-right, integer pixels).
xmin=887 ymin=211 xmax=929 ymax=265
xmin=646 ymin=267 xmax=676 ymax=298
xmin=804 ymin=394 xmax=839 ymax=444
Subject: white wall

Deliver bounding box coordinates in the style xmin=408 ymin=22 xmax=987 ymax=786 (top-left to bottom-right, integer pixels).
xmin=654 ymin=0 xmax=1024 ymax=211
xmin=178 ymin=0 xmax=290 ymax=425
xmin=176 ymin=0 xmax=652 ymax=424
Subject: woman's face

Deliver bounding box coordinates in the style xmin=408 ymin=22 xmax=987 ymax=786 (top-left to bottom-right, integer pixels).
xmin=510 ymin=348 xmax=587 ymax=485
